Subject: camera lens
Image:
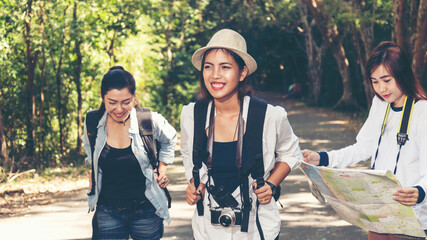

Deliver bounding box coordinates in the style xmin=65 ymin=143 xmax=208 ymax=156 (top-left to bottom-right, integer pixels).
xmin=219 ymin=209 xmax=235 ymax=227
xmin=219 ymin=215 xmax=232 ymax=227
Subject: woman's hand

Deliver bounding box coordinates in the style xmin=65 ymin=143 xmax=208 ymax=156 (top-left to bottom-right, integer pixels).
xmin=252 ymin=181 xmax=273 ymax=205
xmin=393 ymin=187 xmax=419 ymax=206
xmin=155 ymin=171 xmax=169 ymax=188
xmin=186 ymin=179 xmax=205 ymax=205
xmin=155 ymin=162 xmax=169 ymax=188
xmin=302 ymin=149 xmax=320 ymax=165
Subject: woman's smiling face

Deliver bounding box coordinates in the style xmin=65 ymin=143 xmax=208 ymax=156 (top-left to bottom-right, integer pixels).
xmin=102 ymin=88 xmax=135 ymax=122
xmin=371 ymin=65 xmax=406 ymax=108
xmin=202 ymin=49 xmax=248 ymax=102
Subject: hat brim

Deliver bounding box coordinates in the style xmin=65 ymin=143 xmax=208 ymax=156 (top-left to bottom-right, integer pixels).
xmin=192 ymin=46 xmax=257 ymax=75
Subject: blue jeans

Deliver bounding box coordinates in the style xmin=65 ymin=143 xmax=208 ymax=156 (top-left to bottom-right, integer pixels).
xmin=96 ymin=204 xmax=164 ymax=240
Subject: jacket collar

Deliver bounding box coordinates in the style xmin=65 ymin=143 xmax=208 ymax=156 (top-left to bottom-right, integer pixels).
xmin=128 ymin=108 xmax=139 ymax=134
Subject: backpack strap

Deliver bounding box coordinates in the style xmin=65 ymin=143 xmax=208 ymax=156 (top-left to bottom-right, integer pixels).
xmin=86 ymin=109 xmax=101 ymax=197
xmin=135 ymin=107 xmax=172 ymax=208
xmin=241 ymin=97 xmax=267 ymax=234
xmin=191 ymin=97 xmax=268 ymax=232
xmin=136 ymin=107 xmax=158 ymax=170
xmin=242 ymin=97 xmax=267 ymax=178
xmin=192 ymin=99 xmax=210 ymax=216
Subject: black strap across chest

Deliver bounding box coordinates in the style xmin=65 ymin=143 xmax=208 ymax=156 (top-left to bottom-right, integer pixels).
xmin=192 ymin=97 xmax=267 ymax=232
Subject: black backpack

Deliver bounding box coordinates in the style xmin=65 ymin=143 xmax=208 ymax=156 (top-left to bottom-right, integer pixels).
xmin=192 ymin=97 xmax=280 ymax=239
xmin=85 ymin=107 xmax=172 ymax=208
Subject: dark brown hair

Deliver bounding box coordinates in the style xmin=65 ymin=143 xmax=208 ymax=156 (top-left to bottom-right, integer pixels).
xmin=366 ymin=41 xmax=427 ymax=100
xmin=198 ymin=48 xmax=250 ymax=101
xmin=98 ymin=66 xmax=139 ymax=116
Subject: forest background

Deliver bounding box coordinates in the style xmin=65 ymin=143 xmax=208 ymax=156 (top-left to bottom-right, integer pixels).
xmin=0 ymin=0 xmax=426 ymax=181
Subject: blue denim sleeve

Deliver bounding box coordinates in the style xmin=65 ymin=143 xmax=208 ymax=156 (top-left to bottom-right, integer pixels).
xmin=152 ymin=112 xmax=177 ymax=165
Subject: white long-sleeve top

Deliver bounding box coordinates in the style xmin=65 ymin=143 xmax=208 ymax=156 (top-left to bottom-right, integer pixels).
xmin=326 ymin=96 xmax=427 ymax=229
xmin=180 ymin=96 xmax=302 ymax=240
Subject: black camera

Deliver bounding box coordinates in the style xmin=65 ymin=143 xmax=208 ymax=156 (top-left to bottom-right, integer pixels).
xmin=211 ymin=207 xmax=242 ymax=227
xmin=207 ymin=185 xmax=238 ymax=208
xmin=207 ymin=185 xmax=241 ymax=227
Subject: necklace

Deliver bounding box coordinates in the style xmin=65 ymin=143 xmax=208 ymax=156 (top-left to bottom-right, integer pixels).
xmin=109 ymin=113 xmax=130 ymax=126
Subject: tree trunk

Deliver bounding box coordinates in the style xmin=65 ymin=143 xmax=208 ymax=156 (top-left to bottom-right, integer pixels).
xmin=45 ymin=5 xmax=68 ymax=156
xmin=52 ymin=52 xmax=65 ymax=155
xmin=298 ymin=0 xmax=324 ymax=105
xmin=0 ymin=105 xmax=8 ymax=163
xmin=358 ymin=33 xmax=374 ymax=107
xmin=73 ymin=1 xmax=83 ymax=154
xmin=39 ymin=50 xmax=46 ymax=129
xmin=410 ymin=0 xmax=420 ymax=49
xmin=49 ymin=43 xmax=65 ymax=156
xmin=24 ymin=0 xmax=38 ymax=159
xmin=349 ymin=0 xmax=375 ymax=107
xmin=162 ymin=23 xmax=174 ymax=108
xmin=352 ymin=28 xmax=373 ymax=108
xmin=412 ymin=0 xmax=427 ymax=82
xmin=331 ymin=42 xmax=357 ymax=109
xmin=304 ymin=0 xmax=357 ymax=109
xmin=393 ymin=0 xmax=411 ymax=55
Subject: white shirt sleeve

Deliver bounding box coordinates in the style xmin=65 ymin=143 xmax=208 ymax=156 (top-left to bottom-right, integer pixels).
xmin=180 ymin=103 xmax=209 ymax=184
xmin=270 ymin=105 xmax=302 ymax=171
xmin=414 ymin=103 xmax=427 ymax=198
xmin=327 ymin=96 xmax=386 ymax=168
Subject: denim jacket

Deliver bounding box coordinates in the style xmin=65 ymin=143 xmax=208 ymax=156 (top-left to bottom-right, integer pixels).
xmin=82 ymin=107 xmax=177 ymax=223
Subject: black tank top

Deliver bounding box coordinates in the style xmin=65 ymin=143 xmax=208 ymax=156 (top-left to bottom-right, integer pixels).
xmin=209 ymin=141 xmax=247 ymax=194
xmin=98 ymin=144 xmax=147 ymax=201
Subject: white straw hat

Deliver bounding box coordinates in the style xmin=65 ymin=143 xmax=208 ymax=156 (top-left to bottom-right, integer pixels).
xmin=192 ymin=29 xmax=257 ymax=75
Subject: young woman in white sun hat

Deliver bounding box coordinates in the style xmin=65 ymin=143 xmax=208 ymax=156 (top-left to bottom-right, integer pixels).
xmin=180 ymin=29 xmax=302 ymax=240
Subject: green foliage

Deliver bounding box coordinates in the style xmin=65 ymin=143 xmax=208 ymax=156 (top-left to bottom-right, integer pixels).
xmin=1 ymin=0 xmax=424 ymax=174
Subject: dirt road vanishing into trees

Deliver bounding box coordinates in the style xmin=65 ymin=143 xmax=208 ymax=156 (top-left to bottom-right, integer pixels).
xmin=0 ymin=92 xmax=369 ymax=239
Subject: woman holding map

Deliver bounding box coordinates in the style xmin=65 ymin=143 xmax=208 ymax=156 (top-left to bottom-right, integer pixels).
xmin=302 ymin=41 xmax=427 ymax=239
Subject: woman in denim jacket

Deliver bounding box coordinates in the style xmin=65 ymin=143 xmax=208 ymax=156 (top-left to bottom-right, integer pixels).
xmin=82 ymin=66 xmax=177 ymax=239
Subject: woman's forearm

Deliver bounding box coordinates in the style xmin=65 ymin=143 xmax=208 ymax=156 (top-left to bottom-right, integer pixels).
xmin=267 ymin=161 xmax=291 ymax=187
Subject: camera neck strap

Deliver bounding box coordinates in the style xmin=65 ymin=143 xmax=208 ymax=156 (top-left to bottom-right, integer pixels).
xmin=205 ymin=100 xmax=245 ymax=211
xmin=206 ymin=102 xmax=216 ymax=170
xmin=206 ymin=101 xmax=244 ymax=171
xmin=372 ymin=96 xmax=415 ymax=174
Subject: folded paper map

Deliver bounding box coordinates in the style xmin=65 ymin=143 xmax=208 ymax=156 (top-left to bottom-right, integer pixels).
xmin=300 ymin=162 xmax=426 ymax=238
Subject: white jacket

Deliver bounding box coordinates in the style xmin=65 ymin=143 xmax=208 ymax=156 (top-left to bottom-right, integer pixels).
xmin=180 ymin=96 xmax=302 ymax=240
xmin=326 ymin=96 xmax=427 ymax=229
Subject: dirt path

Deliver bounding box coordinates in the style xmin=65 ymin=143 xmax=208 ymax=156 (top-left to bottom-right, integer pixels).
xmin=0 ymin=92 xmax=369 ymax=239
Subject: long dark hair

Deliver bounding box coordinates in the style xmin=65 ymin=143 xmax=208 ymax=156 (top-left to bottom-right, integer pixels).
xmin=198 ymin=48 xmax=250 ymax=101
xmin=366 ymin=41 xmax=427 ymax=101
xmin=98 ymin=66 xmax=139 ymax=116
